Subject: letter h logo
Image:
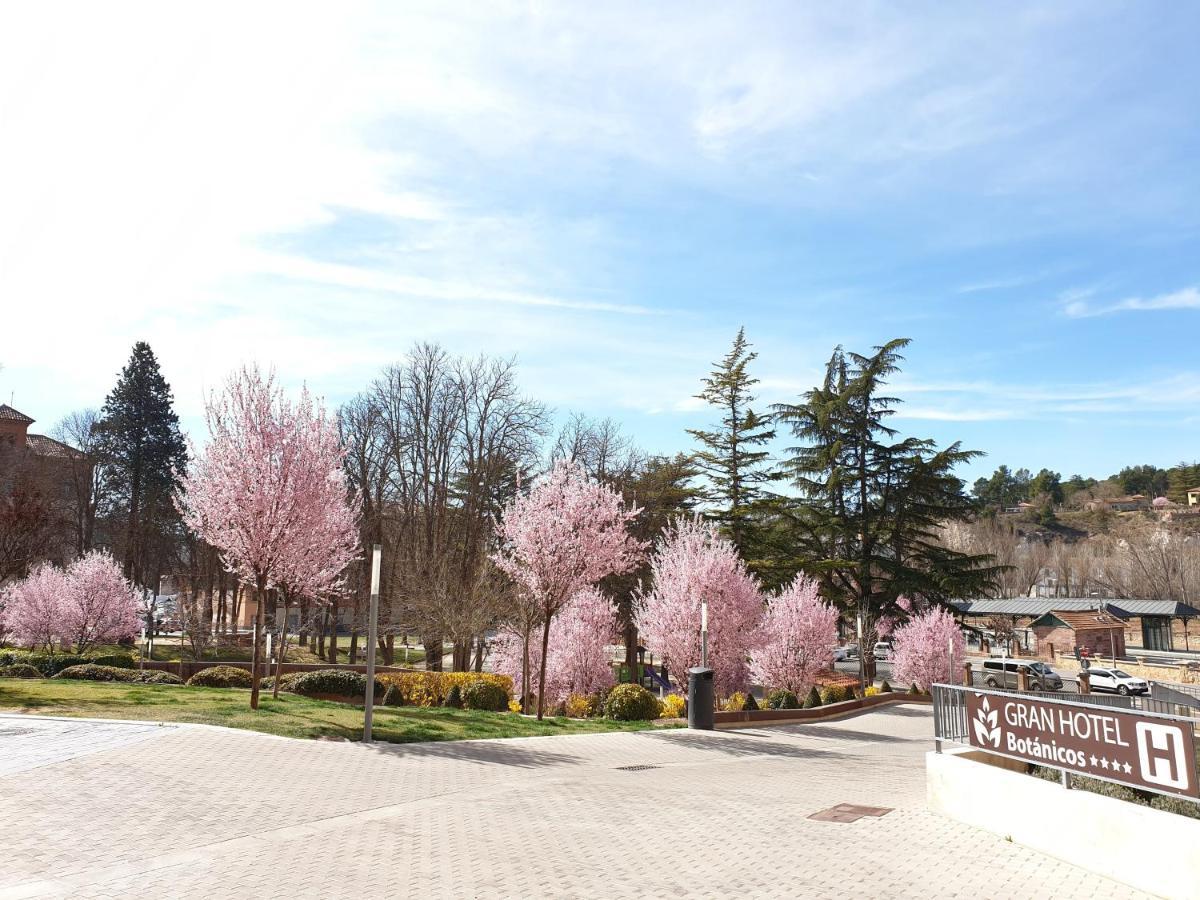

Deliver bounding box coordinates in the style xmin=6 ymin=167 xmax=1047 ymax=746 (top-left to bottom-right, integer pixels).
xmin=1135 ymin=722 xmax=1189 ymax=791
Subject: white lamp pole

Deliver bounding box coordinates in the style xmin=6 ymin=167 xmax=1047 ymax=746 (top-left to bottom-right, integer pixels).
xmin=363 ymin=545 xmax=382 ymax=743
xmin=700 ymin=600 xmax=709 ymax=669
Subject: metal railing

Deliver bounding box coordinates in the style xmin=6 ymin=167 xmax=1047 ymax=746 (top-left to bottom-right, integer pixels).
xmin=964 ymin=668 xmax=1200 ymax=721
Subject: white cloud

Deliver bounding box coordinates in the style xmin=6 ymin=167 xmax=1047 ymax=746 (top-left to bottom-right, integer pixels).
xmin=1063 ymin=286 xmax=1200 ymax=318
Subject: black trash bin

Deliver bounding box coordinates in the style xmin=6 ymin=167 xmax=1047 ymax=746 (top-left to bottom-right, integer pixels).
xmin=687 ymin=666 xmax=714 ymax=730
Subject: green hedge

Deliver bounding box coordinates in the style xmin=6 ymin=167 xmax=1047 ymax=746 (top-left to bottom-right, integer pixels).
xmin=53 ymin=664 xmax=183 ymax=685
xmin=0 ymin=650 xmax=136 ymax=675
xmin=0 ymin=663 xmax=41 ymax=678
xmin=603 ymin=683 xmax=660 ymax=721
xmin=187 ymin=666 xmax=254 ymax=689
xmin=461 ymin=680 xmax=508 ymax=712
xmin=290 ymin=669 xmax=383 ymax=700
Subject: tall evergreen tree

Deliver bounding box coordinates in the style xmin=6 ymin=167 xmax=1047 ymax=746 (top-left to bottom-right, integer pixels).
xmin=97 ymin=342 xmax=188 ymax=590
xmin=772 ymin=339 xmax=998 ymax=680
xmin=687 ymin=328 xmax=776 ymax=555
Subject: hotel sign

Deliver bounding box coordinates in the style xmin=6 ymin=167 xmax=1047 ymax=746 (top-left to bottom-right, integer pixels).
xmin=964 ymin=691 xmax=1199 ymax=799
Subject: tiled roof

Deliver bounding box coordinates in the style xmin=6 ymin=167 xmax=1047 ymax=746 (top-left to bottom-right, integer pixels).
xmin=0 ymin=404 xmax=34 ymax=424
xmin=1036 ymin=609 xmax=1125 ymax=630
xmin=25 ymin=433 xmax=85 ymax=459
xmin=952 ymin=597 xmax=1200 ymax=619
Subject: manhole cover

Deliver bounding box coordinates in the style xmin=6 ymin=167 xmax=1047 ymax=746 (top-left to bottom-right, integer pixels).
xmin=614 ymin=764 xmax=660 ymax=772
xmin=808 ymin=803 xmax=893 ymax=823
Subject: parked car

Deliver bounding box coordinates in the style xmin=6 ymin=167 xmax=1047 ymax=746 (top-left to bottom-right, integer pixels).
xmin=872 ymin=641 xmax=893 ymax=660
xmin=981 ymin=659 xmax=1064 ymax=691
xmin=833 ymin=646 xmax=851 ymax=662
xmin=1086 ymin=667 xmax=1148 ymax=695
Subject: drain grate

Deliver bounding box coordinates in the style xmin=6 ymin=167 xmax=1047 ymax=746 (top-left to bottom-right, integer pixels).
xmin=808 ymin=803 xmax=893 ymax=823
xmin=614 ymin=764 xmax=660 ymax=772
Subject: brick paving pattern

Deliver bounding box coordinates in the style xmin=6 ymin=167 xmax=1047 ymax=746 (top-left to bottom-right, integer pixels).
xmin=0 ymin=705 xmax=1149 ymax=899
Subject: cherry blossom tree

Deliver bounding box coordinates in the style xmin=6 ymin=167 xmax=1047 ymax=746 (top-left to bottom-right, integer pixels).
xmin=1 ymin=562 xmax=68 ymax=651
xmin=890 ymin=605 xmax=965 ymax=691
xmin=750 ymin=575 xmax=839 ymax=694
xmin=491 ymin=586 xmax=618 ymax=707
xmin=492 ymin=460 xmax=644 ymax=719
xmin=637 ymin=516 xmax=764 ymax=697
xmin=177 ymin=366 xmax=360 ymax=709
xmin=60 ymin=550 xmax=142 ymax=652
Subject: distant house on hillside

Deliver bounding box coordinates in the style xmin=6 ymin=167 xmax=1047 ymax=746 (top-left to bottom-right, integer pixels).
xmin=1085 ymin=494 xmax=1149 ymax=512
xmin=1187 ymin=487 xmax=1200 ymax=507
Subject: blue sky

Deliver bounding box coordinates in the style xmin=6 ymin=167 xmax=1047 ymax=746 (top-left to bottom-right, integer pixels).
xmin=1 ymin=2 xmax=1198 ymax=481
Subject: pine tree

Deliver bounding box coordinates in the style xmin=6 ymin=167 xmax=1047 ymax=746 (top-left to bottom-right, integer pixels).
xmin=771 ymin=339 xmax=999 ymax=680
xmin=97 ymin=342 xmax=188 ymax=590
xmin=687 ymin=329 xmax=776 ymax=555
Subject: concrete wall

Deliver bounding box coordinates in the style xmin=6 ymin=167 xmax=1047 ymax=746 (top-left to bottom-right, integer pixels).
xmin=927 ymin=748 xmax=1200 ymax=899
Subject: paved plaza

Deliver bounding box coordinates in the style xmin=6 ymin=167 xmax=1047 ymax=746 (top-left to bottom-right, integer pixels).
xmin=0 ymin=705 xmax=1148 ymax=899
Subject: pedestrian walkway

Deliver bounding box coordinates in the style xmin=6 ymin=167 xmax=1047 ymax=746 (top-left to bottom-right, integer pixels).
xmin=0 ymin=705 xmax=1148 ymax=899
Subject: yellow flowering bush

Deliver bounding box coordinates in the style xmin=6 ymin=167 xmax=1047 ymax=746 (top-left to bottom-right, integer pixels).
xmin=377 ymin=671 xmax=513 ymax=708
xmin=564 ymin=693 xmax=599 ymax=718
xmin=658 ymin=693 xmax=686 ymax=719
xmin=864 ymin=685 xmax=881 ymax=697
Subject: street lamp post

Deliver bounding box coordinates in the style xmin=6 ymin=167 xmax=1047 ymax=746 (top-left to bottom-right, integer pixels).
xmin=700 ymin=600 xmax=708 ymax=668
xmin=363 ymin=544 xmax=382 ymax=743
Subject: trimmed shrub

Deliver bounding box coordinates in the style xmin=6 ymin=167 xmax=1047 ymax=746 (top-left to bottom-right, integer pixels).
xmin=565 ymin=692 xmax=601 ymax=718
xmin=802 ymin=686 xmax=823 ymax=708
xmin=908 ymin=683 xmax=921 ymax=695
xmin=879 ymin=680 xmax=892 ymax=693
xmin=261 ymin=672 xmax=301 ymax=693
xmin=90 ymin=653 xmax=137 ymax=669
xmin=54 ymin=664 xmax=134 ymax=682
xmin=461 ymin=680 xmax=509 ymax=712
xmin=382 ymin=684 xmax=403 ymax=707
xmin=443 ymin=684 xmax=463 ymax=709
xmin=187 ymin=666 xmax=254 ymax=689
xmin=376 ymin=671 xmax=513 ymax=708
xmin=133 ymin=670 xmax=183 ymax=685
xmin=1151 ymin=795 xmax=1200 ymax=819
xmin=819 ymin=685 xmax=850 ymax=705
xmin=0 ymin=663 xmax=41 ymax=678
xmin=766 ymin=689 xmax=799 ymax=710
xmin=743 ymin=692 xmax=759 ymax=711
xmin=658 ymin=693 xmax=687 ymax=718
xmin=20 ymin=653 xmax=92 ymax=677
xmin=603 ymin=683 xmax=660 ymax=721
xmin=290 ymin=669 xmax=382 ymax=700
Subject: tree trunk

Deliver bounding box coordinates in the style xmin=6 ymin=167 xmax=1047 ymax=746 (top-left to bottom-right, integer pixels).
xmin=624 ymin=621 xmax=638 ymax=684
xmin=536 ymin=614 xmax=552 ymax=720
xmin=424 ymin=636 xmax=442 ymax=671
xmin=384 ymin=634 xmax=395 ymax=666
xmin=473 ymin=636 xmax=484 ymax=672
xmin=327 ymin=601 xmax=339 ymax=663
xmin=348 ymin=629 xmax=359 ymax=665
xmin=250 ymin=577 xmax=267 ymax=709
xmin=521 ymin=629 xmax=531 ymax=714
xmin=273 ymin=596 xmax=289 ymax=699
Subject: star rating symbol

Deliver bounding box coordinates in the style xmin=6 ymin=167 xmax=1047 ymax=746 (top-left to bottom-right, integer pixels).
xmin=1122 ymin=762 xmax=1133 ymax=774
xmin=1089 ymin=755 xmax=1099 ymax=767
xmin=1100 ymin=758 xmax=1110 ymax=770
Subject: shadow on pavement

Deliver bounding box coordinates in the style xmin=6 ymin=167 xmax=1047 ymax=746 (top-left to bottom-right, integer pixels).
xmin=363 ymin=737 xmax=584 ymax=770
xmin=637 ymin=729 xmax=849 ymax=760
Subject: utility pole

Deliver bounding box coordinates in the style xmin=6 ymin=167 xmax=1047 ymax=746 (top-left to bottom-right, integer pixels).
xmin=363 ymin=544 xmax=382 ymax=743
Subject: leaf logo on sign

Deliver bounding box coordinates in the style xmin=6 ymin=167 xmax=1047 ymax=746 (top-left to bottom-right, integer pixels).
xmin=973 ymin=697 xmax=1000 ymax=748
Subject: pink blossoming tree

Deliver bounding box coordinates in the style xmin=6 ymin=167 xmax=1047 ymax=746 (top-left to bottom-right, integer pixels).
xmin=177 ymin=366 xmax=360 ymax=709
xmin=1 ymin=552 xmax=140 ymax=652
xmin=890 ymin=605 xmax=964 ymax=691
xmin=1 ymin=562 xmax=69 ymax=651
xmin=60 ymin=550 xmax=142 ymax=652
xmin=491 ymin=586 xmax=618 ymax=707
xmin=637 ymin=516 xmax=764 ymax=697
xmin=492 ymin=461 xmax=644 ymax=719
xmin=750 ymin=575 xmax=839 ymax=694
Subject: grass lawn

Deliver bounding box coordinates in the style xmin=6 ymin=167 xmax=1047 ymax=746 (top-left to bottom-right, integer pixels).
xmin=0 ymin=679 xmax=664 ymax=744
